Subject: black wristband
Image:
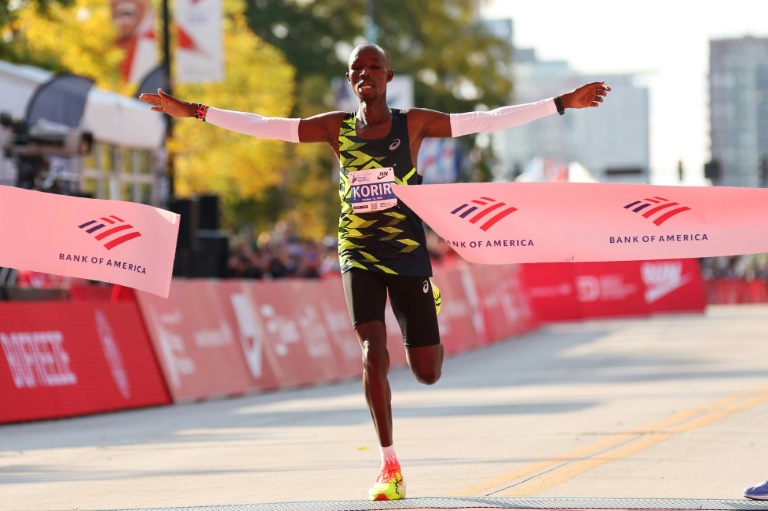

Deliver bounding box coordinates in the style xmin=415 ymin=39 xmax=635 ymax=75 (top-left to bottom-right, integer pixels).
xmin=554 ymin=96 xmax=565 ymax=115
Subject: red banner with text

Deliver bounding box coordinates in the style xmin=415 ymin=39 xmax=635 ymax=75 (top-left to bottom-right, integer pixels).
xmin=520 ymin=259 xmax=706 ymax=322
xmin=134 ymin=264 xmax=539 ymax=402
xmin=0 ymin=302 xmax=170 ymax=424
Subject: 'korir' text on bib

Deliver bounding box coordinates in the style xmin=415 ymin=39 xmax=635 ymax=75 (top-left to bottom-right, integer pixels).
xmin=349 ymin=167 xmax=397 ymax=213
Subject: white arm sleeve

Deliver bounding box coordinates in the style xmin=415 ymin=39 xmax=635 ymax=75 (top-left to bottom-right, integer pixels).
xmin=205 ymin=107 xmax=301 ymax=143
xmin=449 ymin=98 xmax=557 ymax=137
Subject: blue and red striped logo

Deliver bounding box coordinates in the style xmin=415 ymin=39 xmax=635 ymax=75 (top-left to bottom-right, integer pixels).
xmin=623 ymin=197 xmax=690 ymax=226
xmin=78 ymin=215 xmax=142 ymax=250
xmin=450 ymin=196 xmax=517 ymax=232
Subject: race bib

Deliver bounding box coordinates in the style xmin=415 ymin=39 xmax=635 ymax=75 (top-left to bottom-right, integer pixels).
xmin=349 ymin=167 xmax=398 ymax=213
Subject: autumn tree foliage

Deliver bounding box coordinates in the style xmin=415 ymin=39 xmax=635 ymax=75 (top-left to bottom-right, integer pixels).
xmin=2 ymin=0 xmax=327 ymax=237
xmin=1 ymin=0 xmax=127 ymax=93
xmin=2 ymin=0 xmax=517 ymax=241
xmin=170 ymin=3 xmax=303 ymax=234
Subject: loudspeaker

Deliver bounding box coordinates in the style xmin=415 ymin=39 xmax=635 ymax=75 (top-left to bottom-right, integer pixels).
xmin=192 ymin=230 xmax=230 ymax=278
xmin=169 ymin=198 xmax=199 ymax=251
xmin=198 ymin=194 xmax=220 ymax=231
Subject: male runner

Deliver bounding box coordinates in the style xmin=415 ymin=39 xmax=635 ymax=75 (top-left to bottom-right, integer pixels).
xmin=140 ymin=43 xmax=610 ymax=501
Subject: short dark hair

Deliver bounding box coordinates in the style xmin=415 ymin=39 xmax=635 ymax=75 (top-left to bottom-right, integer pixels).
xmin=349 ymin=43 xmax=391 ymax=69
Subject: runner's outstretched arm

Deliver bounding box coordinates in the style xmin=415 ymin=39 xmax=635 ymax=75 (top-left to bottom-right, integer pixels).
xmin=408 ymin=81 xmax=612 ymax=140
xmin=139 ymin=89 xmax=344 ymax=146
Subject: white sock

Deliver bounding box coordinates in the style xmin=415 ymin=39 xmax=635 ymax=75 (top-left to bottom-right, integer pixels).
xmin=380 ymin=445 xmax=399 ymax=468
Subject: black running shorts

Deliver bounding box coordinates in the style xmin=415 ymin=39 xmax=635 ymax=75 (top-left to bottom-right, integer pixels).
xmin=341 ymin=268 xmax=440 ymax=348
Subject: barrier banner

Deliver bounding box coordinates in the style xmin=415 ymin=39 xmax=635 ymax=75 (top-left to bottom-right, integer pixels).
xmin=520 ymin=263 xmax=583 ymax=322
xmin=289 ymin=280 xmax=362 ymax=380
xmin=469 ymin=264 xmax=538 ymax=340
xmin=239 ymin=280 xmax=345 ymax=388
xmin=0 ymin=186 xmax=179 ymax=297
xmin=0 ymin=302 xmax=170 ymax=424
xmin=130 ymin=268 xmax=544 ymax=402
xmin=215 ymin=280 xmax=283 ymax=391
xmin=571 ymin=261 xmax=650 ymax=319
xmin=639 ymin=259 xmax=706 ymax=314
xmin=136 ymin=280 xmax=260 ymax=402
xmin=394 ymin=182 xmax=768 ymax=264
xmin=521 ymin=259 xmax=706 ymax=322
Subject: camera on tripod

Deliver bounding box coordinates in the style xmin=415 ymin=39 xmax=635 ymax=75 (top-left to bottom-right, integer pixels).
xmin=1 ymin=111 xmax=94 ymax=192
xmin=1 ymin=112 xmax=93 ymax=158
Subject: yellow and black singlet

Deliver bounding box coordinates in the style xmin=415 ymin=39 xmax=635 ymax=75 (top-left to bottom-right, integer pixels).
xmin=337 ymin=109 xmax=432 ymax=277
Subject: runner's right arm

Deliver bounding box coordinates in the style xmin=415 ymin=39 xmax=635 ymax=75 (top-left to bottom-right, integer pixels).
xmin=139 ymin=88 xmax=345 ymax=149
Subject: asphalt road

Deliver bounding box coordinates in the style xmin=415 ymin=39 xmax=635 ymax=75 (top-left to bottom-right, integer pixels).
xmin=2 ymin=304 xmax=768 ymax=511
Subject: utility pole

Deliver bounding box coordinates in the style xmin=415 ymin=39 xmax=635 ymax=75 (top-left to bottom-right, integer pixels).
xmin=162 ymin=0 xmax=175 ymax=199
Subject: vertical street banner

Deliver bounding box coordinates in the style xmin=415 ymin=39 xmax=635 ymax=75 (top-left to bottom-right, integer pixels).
xmin=0 ymin=186 xmax=179 ymax=297
xmin=110 ymin=0 xmax=160 ymax=84
xmin=174 ymin=0 xmax=224 ymax=84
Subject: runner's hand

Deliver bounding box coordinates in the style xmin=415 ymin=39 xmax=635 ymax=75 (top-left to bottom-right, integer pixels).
xmin=561 ymin=82 xmax=611 ymax=109
xmin=139 ymin=88 xmax=197 ymax=117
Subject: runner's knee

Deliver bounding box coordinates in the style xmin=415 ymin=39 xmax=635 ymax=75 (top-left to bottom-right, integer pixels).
xmin=413 ymin=365 xmax=441 ymax=385
xmin=407 ymin=344 xmax=443 ymax=385
xmin=357 ymin=322 xmax=389 ymax=375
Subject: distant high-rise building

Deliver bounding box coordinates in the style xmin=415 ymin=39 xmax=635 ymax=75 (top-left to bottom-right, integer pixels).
xmin=709 ymin=36 xmax=768 ymax=187
xmin=484 ymin=19 xmax=650 ymax=184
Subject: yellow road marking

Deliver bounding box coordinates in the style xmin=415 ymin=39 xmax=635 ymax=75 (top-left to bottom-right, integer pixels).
xmin=451 ymin=385 xmax=768 ymax=497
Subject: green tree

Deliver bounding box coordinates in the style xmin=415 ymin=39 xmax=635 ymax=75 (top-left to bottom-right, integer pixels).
xmin=245 ymin=0 xmax=514 ymax=114
xmin=243 ymin=0 xmax=515 ymax=235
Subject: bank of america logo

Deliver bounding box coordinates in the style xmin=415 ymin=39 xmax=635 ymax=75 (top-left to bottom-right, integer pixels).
xmin=623 ymin=197 xmax=690 ymax=226
xmin=79 ymin=215 xmax=142 ymax=250
xmin=450 ymin=196 xmax=517 ymax=232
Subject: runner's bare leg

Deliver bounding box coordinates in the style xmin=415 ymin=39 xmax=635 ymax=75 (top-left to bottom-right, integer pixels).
xmin=356 ymin=320 xmax=393 ymax=446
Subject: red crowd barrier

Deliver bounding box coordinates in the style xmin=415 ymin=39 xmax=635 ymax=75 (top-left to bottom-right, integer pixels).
xmin=133 ymin=263 xmax=539 ymax=402
xmin=135 ymin=278 xmax=364 ymax=402
xmin=703 ymin=278 xmax=768 ymax=304
xmin=2 ymin=259 xmax=708 ymax=422
xmin=0 ymin=301 xmax=170 ymax=424
xmin=520 ymin=259 xmax=706 ymax=322
xmin=469 ymin=264 xmax=538 ymax=342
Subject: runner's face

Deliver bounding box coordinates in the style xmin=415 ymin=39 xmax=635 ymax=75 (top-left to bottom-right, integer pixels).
xmin=346 ymin=46 xmax=392 ymax=101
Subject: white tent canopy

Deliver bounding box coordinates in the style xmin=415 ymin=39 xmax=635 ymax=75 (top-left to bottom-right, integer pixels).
xmin=0 ymin=60 xmax=164 ymax=150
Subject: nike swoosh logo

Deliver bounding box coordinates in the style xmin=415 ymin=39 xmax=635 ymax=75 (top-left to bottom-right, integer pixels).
xmin=645 ymin=274 xmax=692 ymax=303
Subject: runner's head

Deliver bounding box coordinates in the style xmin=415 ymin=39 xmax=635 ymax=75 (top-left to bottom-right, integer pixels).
xmin=346 ymin=43 xmax=393 ymax=102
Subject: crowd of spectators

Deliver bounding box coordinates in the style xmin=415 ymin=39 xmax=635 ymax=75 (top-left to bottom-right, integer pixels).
xmin=225 ymin=221 xmax=768 ymax=284
xmin=698 ymin=253 xmax=768 ymax=281
xmin=224 ymin=222 xmax=458 ymax=280
xmin=225 ymin=232 xmax=340 ymax=280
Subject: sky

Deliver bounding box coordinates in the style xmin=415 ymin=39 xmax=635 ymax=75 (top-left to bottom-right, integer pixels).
xmin=480 ymin=0 xmax=768 ymax=184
